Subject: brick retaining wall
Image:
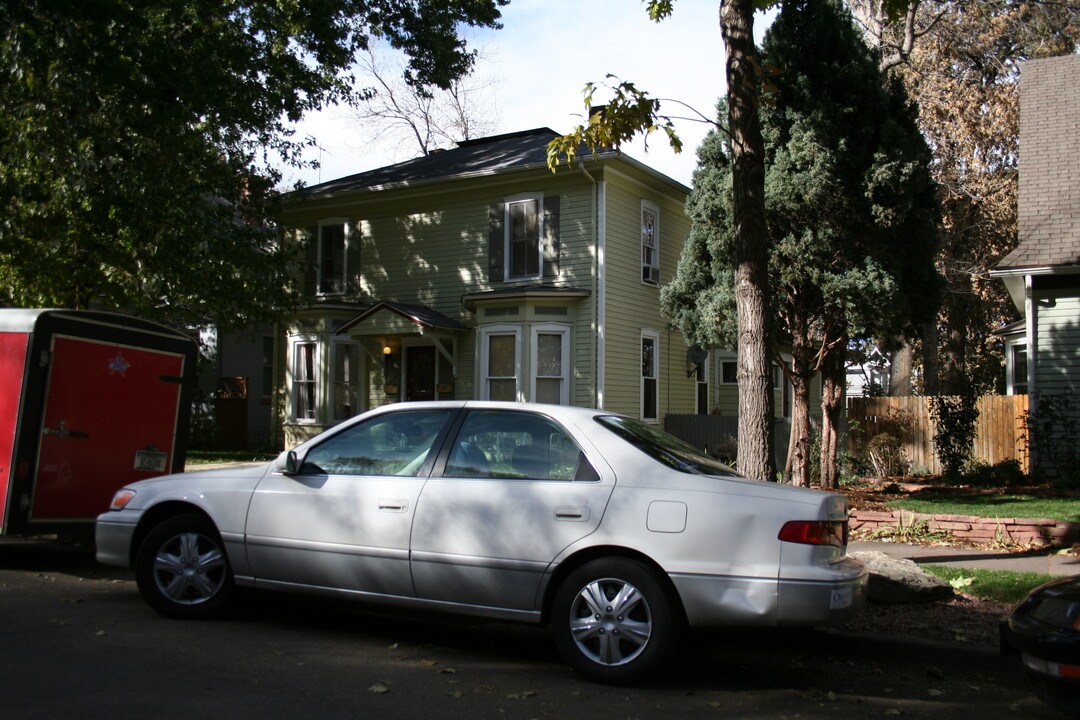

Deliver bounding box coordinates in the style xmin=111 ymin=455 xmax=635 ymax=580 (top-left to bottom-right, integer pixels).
xmin=850 ymin=509 xmax=1080 ymax=547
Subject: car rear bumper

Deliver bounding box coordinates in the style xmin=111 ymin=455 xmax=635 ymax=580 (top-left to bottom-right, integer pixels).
xmin=672 ymin=561 xmax=867 ymax=627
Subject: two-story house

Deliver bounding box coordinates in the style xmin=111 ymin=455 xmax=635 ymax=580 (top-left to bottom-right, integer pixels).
xmin=992 ymin=54 xmax=1080 ymax=477
xmin=274 ymin=128 xmax=698 ymax=448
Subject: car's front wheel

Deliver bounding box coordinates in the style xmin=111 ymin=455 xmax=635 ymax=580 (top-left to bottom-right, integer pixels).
xmin=551 ymin=558 xmax=680 ymax=685
xmin=135 ymin=513 xmax=234 ymax=619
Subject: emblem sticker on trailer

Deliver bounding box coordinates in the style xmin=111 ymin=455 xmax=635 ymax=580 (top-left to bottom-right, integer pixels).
xmin=108 ymin=353 xmax=131 ymax=376
xmin=134 ymin=450 xmax=168 ymax=472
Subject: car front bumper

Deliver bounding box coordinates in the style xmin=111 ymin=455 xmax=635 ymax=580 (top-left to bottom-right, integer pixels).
xmin=95 ymin=512 xmax=140 ymax=568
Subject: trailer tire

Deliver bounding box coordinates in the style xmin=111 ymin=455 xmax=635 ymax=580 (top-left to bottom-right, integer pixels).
xmin=135 ymin=513 xmax=234 ymax=619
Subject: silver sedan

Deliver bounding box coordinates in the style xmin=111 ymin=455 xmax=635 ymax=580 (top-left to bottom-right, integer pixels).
xmin=96 ymin=401 xmax=866 ymax=684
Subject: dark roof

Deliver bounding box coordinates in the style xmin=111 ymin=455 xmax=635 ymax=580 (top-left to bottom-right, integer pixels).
xmin=297 ymin=128 xmax=600 ymax=197
xmin=337 ymin=301 xmax=467 ymax=334
xmin=995 ymin=236 xmax=1080 ymax=272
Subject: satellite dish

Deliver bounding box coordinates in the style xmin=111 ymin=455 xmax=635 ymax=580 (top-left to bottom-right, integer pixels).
xmin=686 ymin=344 xmax=708 ymax=377
xmin=687 ymin=345 xmax=708 ymax=366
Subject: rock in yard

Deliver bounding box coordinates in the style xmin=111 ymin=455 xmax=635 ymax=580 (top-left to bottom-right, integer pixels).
xmin=850 ymin=551 xmax=955 ymax=604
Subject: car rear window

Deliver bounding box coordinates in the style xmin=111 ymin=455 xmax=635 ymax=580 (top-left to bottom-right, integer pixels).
xmin=594 ymin=415 xmax=740 ymax=477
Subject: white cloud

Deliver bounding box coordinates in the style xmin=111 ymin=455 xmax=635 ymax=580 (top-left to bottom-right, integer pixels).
xmin=285 ymin=1 xmax=773 ymax=189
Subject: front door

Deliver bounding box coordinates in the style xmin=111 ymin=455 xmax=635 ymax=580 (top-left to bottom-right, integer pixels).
xmin=405 ymin=346 xmax=436 ymax=402
xmin=245 ymin=408 xmax=454 ymax=596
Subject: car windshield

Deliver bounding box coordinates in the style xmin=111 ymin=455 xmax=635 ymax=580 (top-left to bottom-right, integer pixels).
xmin=595 ymin=415 xmax=739 ymax=477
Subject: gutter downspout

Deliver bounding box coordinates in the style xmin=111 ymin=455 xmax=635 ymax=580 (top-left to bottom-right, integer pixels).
xmin=1025 ymin=274 xmax=1038 ymax=473
xmin=579 ymin=160 xmax=606 ymax=410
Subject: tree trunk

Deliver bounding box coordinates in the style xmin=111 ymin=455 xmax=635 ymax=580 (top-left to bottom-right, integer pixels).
xmin=889 ymin=338 xmax=913 ymax=396
xmin=721 ymin=0 xmax=775 ymax=482
xmin=819 ymin=346 xmax=846 ymax=489
xmin=789 ymin=372 xmax=812 ymax=487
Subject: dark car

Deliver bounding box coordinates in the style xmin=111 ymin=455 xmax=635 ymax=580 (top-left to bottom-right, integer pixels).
xmin=1001 ymin=576 xmax=1080 ymax=717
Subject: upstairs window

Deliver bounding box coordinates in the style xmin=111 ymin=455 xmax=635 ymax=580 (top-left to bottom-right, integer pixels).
xmin=488 ymin=196 xmax=560 ymax=283
xmin=318 ymin=219 xmax=348 ymax=295
xmin=641 ymin=201 xmax=660 ymax=284
xmin=507 ymin=197 xmax=542 ymax=280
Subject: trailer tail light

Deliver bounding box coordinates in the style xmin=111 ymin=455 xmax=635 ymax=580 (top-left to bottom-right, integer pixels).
xmin=109 ymin=489 xmax=136 ymax=510
xmin=778 ymin=520 xmax=848 ymax=548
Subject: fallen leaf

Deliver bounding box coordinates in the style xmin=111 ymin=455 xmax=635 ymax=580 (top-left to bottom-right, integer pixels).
xmin=421 ymin=659 xmax=439 ymax=667
xmin=439 ymin=668 xmax=457 ymax=675
xmin=928 ymin=689 xmax=944 ymax=697
xmin=95 ymin=630 xmax=107 ymax=637
xmin=368 ymin=683 xmax=390 ymax=694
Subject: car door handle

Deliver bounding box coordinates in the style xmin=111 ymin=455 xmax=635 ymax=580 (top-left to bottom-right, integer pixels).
xmin=378 ymin=500 xmax=408 ymax=512
xmin=555 ymin=507 xmax=590 ymax=522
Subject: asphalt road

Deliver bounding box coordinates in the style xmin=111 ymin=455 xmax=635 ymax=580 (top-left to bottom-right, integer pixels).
xmin=0 ymin=537 xmax=1062 ymax=720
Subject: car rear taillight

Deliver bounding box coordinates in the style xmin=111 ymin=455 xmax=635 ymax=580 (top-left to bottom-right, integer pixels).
xmin=778 ymin=520 xmax=848 ymax=547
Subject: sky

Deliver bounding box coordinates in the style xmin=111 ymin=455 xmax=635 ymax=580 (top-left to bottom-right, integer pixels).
xmin=284 ymin=1 xmax=767 ymax=190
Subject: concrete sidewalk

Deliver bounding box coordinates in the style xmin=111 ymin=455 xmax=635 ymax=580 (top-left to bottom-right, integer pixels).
xmin=849 ymin=540 xmax=1080 ymax=576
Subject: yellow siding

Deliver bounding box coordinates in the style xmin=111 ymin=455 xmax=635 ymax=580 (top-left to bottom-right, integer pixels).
xmin=600 ymin=170 xmax=695 ymax=421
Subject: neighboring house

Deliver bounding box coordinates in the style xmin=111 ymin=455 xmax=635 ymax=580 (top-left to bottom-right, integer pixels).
xmin=195 ymin=325 xmax=277 ymax=451
xmin=845 ymin=346 xmax=889 ymax=398
xmin=275 ymin=128 xmax=697 ymax=448
xmin=991 ymin=54 xmax=1080 ymax=474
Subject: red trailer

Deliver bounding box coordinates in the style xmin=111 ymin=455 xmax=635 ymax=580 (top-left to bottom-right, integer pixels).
xmin=0 ymin=309 xmax=197 ymax=536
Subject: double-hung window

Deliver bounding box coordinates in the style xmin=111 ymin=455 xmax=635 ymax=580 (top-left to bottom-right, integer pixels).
xmin=481 ymin=325 xmax=521 ymax=401
xmin=318 ymin=219 xmax=348 ymax=295
xmin=506 ymin=196 xmax=542 ymax=280
xmin=532 ymin=324 xmax=570 ymax=405
xmin=695 ymin=356 xmax=709 ymax=415
xmin=641 ymin=201 xmax=660 ymax=285
xmin=293 ymin=340 xmax=318 ymax=422
xmin=332 ymin=341 xmax=362 ymax=421
xmin=641 ymin=330 xmax=659 ymax=422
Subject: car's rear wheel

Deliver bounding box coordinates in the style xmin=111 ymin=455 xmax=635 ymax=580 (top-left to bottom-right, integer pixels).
xmin=551 ymin=558 xmax=680 ymax=685
xmin=135 ymin=513 xmax=234 ymax=619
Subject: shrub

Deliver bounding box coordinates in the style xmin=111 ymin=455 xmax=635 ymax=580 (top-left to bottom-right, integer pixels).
xmin=929 ymin=394 xmax=980 ymax=478
xmin=867 ymin=432 xmax=906 ymax=478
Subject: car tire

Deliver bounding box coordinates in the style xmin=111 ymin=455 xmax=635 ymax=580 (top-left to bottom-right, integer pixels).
xmin=551 ymin=557 xmax=680 ymax=685
xmin=135 ymin=513 xmax=234 ymax=619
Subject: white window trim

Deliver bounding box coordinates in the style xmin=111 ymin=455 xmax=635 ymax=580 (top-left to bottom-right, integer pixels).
xmin=504 ymin=194 xmax=544 ymax=282
xmin=317 ymin=217 xmax=350 ymax=297
xmin=330 ymin=338 xmax=364 ymax=421
xmin=1006 ymin=338 xmax=1028 ymax=396
xmin=530 ymin=323 xmax=571 ymax=405
xmin=641 ymin=329 xmax=660 ymax=423
xmin=719 ymin=353 xmax=738 ymax=385
xmin=288 ymin=335 xmax=320 ymax=424
xmin=641 ymin=200 xmax=660 ymax=286
xmin=479 ymin=323 xmax=522 ymax=401
xmin=695 ymin=355 xmax=710 ymax=415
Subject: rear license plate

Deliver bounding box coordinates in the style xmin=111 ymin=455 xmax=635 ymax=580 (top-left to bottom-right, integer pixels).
xmin=830 ymin=587 xmax=854 ymax=609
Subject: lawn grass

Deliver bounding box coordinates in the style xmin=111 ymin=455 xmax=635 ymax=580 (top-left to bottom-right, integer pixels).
xmin=888 ymin=494 xmax=1080 ymax=522
xmin=922 ymin=565 xmax=1057 ymax=605
xmin=185 ymin=449 xmax=276 ymax=465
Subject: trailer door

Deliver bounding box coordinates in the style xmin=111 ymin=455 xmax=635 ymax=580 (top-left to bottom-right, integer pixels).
xmin=32 ymin=335 xmax=186 ymax=521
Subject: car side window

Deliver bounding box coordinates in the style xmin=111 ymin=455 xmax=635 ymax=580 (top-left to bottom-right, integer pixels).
xmin=443 ymin=410 xmax=598 ymax=481
xmin=299 ymin=410 xmax=451 ymax=477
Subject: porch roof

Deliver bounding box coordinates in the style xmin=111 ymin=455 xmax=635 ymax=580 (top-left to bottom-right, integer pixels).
xmin=336 ymin=301 xmax=467 ymax=336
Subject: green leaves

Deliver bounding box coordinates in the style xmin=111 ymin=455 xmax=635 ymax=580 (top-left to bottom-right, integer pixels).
xmin=546 ymin=76 xmax=683 ymax=172
xmin=0 ymin=0 xmax=506 ymax=329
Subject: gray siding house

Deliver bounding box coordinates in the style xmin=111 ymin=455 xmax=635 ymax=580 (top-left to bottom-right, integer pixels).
xmin=992 ymin=54 xmax=1080 ymax=476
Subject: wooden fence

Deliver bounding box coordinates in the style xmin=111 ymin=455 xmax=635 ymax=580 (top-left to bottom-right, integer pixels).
xmin=846 ymin=395 xmax=1029 ymax=475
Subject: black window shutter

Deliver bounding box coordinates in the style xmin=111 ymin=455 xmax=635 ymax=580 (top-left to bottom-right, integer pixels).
xmin=302 ymin=225 xmax=318 ymax=297
xmin=543 ymin=195 xmax=560 ymax=278
xmin=489 ymin=203 xmax=505 ymax=283
xmin=346 ymin=221 xmax=362 ymax=295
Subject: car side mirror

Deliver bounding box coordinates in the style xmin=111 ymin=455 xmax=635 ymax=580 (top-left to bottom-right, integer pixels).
xmin=275 ymin=449 xmax=301 ymax=475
